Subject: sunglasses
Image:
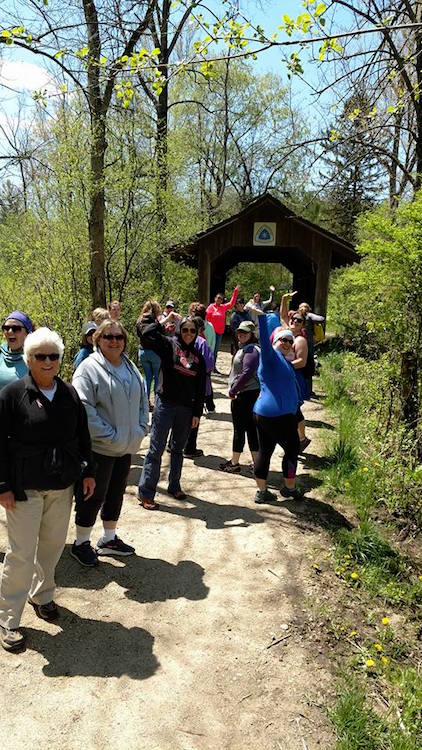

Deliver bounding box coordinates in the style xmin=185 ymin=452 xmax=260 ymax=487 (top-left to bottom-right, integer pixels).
xmin=2 ymin=325 xmax=24 ymax=333
xmin=181 ymin=327 xmax=196 ymax=334
xmin=33 ymin=353 xmax=60 ymax=361
xmin=292 ymin=318 xmax=304 ymax=324
xmin=281 ymin=338 xmax=294 ymax=344
xmin=102 ymin=334 xmax=125 ymax=341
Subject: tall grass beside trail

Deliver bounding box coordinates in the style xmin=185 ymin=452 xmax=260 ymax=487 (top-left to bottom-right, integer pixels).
xmin=319 ymin=352 xmax=422 ymax=750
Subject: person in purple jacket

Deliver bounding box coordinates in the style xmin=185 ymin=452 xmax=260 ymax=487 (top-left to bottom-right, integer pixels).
xmin=220 ymin=321 xmax=260 ymax=474
xmin=183 ymin=316 xmax=215 ymax=458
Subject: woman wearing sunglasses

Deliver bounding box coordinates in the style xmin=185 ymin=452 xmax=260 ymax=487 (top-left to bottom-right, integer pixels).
xmin=0 ymin=328 xmax=95 ymax=652
xmin=71 ymin=320 xmax=148 ymax=566
xmin=137 ymin=312 xmax=206 ymax=510
xmin=0 ymin=310 xmax=34 ymax=391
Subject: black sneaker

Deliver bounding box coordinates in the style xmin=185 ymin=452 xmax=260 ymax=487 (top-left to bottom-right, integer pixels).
xmin=0 ymin=625 xmax=25 ymax=652
xmin=71 ymin=541 xmax=99 ymax=567
xmin=280 ymin=486 xmax=302 ymax=499
xmin=219 ymin=460 xmax=241 ymax=474
xmin=96 ymin=535 xmax=135 ymax=557
xmin=184 ymin=449 xmax=204 ymax=458
xmin=299 ymin=437 xmax=311 ymax=453
xmin=254 ymin=489 xmax=277 ymax=504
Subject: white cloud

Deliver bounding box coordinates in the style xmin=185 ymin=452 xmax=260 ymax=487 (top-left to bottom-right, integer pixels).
xmin=0 ymin=60 xmax=59 ymax=94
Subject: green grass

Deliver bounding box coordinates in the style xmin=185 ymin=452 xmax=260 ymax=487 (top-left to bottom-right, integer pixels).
xmin=330 ymin=675 xmax=422 ymax=750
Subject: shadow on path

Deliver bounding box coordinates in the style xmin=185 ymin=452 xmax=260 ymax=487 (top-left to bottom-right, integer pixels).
xmin=57 ymin=549 xmax=209 ymax=603
xmin=25 ymin=606 xmax=159 ymax=680
xmin=156 ymin=494 xmax=266 ymax=530
xmin=306 ymin=419 xmax=335 ymax=431
xmin=280 ymin=496 xmax=353 ymax=531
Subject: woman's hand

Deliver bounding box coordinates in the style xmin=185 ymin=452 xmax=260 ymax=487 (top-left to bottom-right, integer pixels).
xmin=269 ymin=285 xmax=275 ymax=292
xmin=191 ymin=416 xmax=200 ymax=429
xmin=0 ymin=490 xmax=16 ymax=510
xmin=235 ymin=284 xmax=241 ymax=292
xmin=82 ymin=477 xmax=96 ymax=500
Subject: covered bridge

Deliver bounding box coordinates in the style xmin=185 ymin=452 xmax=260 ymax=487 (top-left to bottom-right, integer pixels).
xmin=173 ymin=193 xmax=358 ymax=316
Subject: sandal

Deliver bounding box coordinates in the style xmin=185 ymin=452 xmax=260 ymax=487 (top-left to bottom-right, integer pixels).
xmin=167 ymin=489 xmax=187 ymax=500
xmin=139 ymin=497 xmax=160 ymax=511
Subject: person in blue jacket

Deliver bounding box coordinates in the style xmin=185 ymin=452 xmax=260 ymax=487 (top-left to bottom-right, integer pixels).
xmin=253 ymin=313 xmax=300 ymax=504
xmin=0 ymin=310 xmax=33 ymax=391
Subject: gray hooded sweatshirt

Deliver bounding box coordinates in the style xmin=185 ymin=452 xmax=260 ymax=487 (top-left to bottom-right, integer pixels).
xmin=72 ymin=349 xmax=148 ymax=457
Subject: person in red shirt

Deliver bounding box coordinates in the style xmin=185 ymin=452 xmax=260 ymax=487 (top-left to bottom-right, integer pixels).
xmin=206 ymin=285 xmax=240 ymax=373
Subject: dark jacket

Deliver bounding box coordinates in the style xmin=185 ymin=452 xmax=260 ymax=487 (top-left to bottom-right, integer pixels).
xmin=0 ymin=374 xmax=94 ymax=501
xmin=136 ymin=317 xmax=206 ymax=417
xmin=230 ymin=309 xmax=253 ymax=332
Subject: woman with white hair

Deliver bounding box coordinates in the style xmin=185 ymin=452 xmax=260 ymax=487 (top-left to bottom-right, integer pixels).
xmin=0 ymin=328 xmax=95 ymax=652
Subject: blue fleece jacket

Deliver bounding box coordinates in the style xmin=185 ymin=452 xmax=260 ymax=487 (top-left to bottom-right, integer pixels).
xmin=253 ymin=315 xmax=298 ymax=418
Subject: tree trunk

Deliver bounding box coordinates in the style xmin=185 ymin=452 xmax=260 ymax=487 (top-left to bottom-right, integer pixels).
xmin=83 ymin=0 xmax=106 ymax=308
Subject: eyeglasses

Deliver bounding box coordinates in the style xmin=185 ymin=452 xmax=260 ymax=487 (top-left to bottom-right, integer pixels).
xmin=102 ymin=334 xmax=125 ymax=341
xmin=2 ymin=325 xmax=24 ymax=333
xmin=33 ymin=353 xmax=60 ymax=361
xmin=181 ymin=327 xmax=196 ymax=334
xmin=292 ymin=318 xmax=304 ymax=324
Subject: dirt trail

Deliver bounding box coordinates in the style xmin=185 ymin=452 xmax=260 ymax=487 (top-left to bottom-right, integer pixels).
xmin=0 ymin=351 xmax=342 ymax=750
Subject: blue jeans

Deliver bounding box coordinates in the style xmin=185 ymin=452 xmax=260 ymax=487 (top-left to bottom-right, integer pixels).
xmin=213 ymin=333 xmax=223 ymax=370
xmin=139 ymin=348 xmax=161 ymax=400
xmin=138 ymin=395 xmax=193 ymax=501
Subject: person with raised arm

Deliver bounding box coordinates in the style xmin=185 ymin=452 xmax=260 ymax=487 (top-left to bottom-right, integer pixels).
xmin=206 ymin=285 xmax=241 ymax=373
xmin=252 ymin=313 xmax=300 ymax=504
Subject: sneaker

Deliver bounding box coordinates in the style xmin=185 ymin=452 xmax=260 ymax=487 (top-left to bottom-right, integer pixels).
xmin=28 ymin=599 xmax=59 ymax=621
xmin=0 ymin=625 xmax=25 ymax=652
xmin=184 ymin=449 xmax=204 ymax=458
xmin=254 ymin=489 xmax=277 ymax=504
xmin=299 ymin=437 xmax=311 ymax=453
xmin=96 ymin=535 xmax=135 ymax=557
xmin=70 ymin=540 xmax=99 ymax=567
xmin=219 ymin=460 xmax=241 ymax=474
xmin=280 ymin=486 xmax=302 ymax=499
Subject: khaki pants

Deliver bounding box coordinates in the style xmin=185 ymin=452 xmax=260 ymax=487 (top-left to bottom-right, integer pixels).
xmin=0 ymin=486 xmax=73 ymax=629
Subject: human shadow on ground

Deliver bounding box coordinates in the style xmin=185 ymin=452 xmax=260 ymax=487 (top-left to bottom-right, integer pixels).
xmin=156 ymin=493 xmax=266 ymax=530
xmin=57 ymin=550 xmax=209 ymax=603
xmin=280 ymin=496 xmax=353 ymax=531
xmin=305 ymin=419 xmax=335 ymax=431
xmin=205 ymin=411 xmax=232 ymax=423
xmin=127 ymin=452 xmax=144 ymax=485
xmin=25 ymin=606 xmax=159 ymax=679
xmin=212 ymin=390 xmax=229 ymax=400
xmin=298 ymin=452 xmax=330 ymax=471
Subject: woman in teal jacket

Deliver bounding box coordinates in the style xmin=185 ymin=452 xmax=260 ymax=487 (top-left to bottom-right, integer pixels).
xmin=0 ymin=311 xmax=33 ymax=391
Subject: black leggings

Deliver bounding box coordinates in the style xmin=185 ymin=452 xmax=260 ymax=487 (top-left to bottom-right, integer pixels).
xmin=231 ymin=389 xmax=260 ymax=454
xmin=254 ymin=413 xmax=300 ymax=480
xmin=75 ymin=452 xmax=131 ymax=527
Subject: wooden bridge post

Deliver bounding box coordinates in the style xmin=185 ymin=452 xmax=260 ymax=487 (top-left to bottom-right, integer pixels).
xmin=314 ymin=249 xmax=332 ymax=317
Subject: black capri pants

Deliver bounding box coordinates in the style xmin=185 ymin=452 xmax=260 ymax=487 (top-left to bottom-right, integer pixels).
xmin=231 ymin=389 xmax=260 ymax=454
xmin=254 ymin=413 xmax=300 ymax=480
xmin=75 ymin=452 xmax=132 ymax=527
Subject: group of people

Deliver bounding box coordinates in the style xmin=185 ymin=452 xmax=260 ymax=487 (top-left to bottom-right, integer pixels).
xmin=0 ymin=288 xmax=324 ymax=653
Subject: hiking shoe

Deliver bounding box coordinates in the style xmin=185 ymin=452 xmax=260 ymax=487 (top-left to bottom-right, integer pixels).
xmin=254 ymin=489 xmax=277 ymax=504
xmin=0 ymin=625 xmax=25 ymax=652
xmin=184 ymin=449 xmax=204 ymax=458
xmin=219 ymin=460 xmax=241 ymax=474
xmin=96 ymin=535 xmax=135 ymax=557
xmin=70 ymin=541 xmax=98 ymax=567
xmin=299 ymin=437 xmax=311 ymax=453
xmin=280 ymin=486 xmax=302 ymax=499
xmin=28 ymin=599 xmax=59 ymax=621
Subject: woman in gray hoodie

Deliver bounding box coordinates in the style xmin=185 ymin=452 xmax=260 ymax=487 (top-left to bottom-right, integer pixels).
xmin=71 ymin=319 xmax=148 ymax=567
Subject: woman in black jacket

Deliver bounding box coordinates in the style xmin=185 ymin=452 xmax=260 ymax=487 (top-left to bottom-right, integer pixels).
xmin=137 ymin=310 xmax=206 ymax=510
xmin=0 ymin=328 xmax=95 ymax=652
